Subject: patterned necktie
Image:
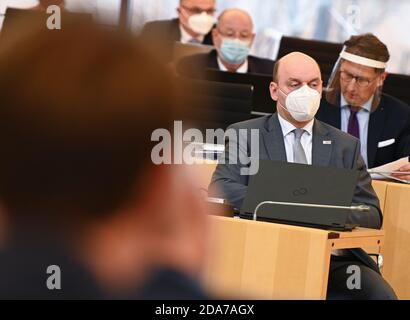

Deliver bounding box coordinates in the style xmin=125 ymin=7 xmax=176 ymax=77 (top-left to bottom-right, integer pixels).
xmin=293 ymin=128 xmax=308 ymax=164
xmin=347 ymin=105 xmax=360 ymax=140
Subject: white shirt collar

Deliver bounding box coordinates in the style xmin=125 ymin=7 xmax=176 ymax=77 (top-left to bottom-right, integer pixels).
xmin=277 ymin=112 xmax=314 ymax=137
xmin=217 ymin=56 xmax=248 ymax=73
xmin=179 ymin=23 xmax=205 ymax=44
xmin=340 ymin=94 xmax=373 ymax=112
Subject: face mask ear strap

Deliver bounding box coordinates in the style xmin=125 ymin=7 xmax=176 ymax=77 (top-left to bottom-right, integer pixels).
xmin=277 ymin=87 xmax=288 ymax=98
xmin=277 ymin=101 xmax=287 ymax=113
xmin=178 ymin=6 xmax=188 ymax=19
xmin=276 ymin=87 xmax=290 ymax=115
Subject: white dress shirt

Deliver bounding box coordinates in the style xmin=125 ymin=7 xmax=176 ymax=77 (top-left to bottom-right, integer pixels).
xmin=340 ymin=95 xmax=373 ymax=168
xmin=277 ymin=113 xmax=314 ymax=165
xmin=179 ymin=24 xmax=205 ymax=44
xmin=217 ymin=56 xmax=249 ymax=73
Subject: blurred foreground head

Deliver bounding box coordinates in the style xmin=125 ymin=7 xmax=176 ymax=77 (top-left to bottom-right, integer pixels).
xmin=0 ymin=24 xmax=177 ymax=226
xmin=0 ymin=23 xmax=208 ymax=295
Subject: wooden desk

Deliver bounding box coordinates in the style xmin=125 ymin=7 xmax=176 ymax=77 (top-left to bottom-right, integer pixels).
xmin=205 ymin=216 xmax=384 ymax=299
xmin=372 ymin=180 xmax=388 ymax=213
xmin=192 ymin=164 xmax=402 ymax=298
xmin=377 ymin=181 xmax=410 ymax=299
xmin=362 ymin=180 xmax=390 ymax=256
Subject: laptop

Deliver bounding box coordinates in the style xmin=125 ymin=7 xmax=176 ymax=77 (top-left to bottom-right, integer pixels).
xmin=240 ymin=160 xmax=361 ymax=231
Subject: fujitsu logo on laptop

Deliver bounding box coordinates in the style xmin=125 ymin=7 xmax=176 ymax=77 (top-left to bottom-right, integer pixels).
xmin=292 ymin=188 xmax=308 ymax=196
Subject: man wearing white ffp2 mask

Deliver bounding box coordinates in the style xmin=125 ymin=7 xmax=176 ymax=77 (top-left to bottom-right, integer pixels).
xmin=210 ymin=52 xmax=396 ymax=300
xmin=177 ymin=0 xmax=216 ymax=43
xmin=140 ymin=0 xmax=216 ymax=62
xmin=277 ymin=84 xmax=322 ymax=122
xmin=269 ymin=52 xmax=323 ymax=165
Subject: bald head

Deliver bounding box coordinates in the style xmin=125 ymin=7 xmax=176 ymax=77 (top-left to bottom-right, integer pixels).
xmin=273 ymin=52 xmax=321 ymax=84
xmin=180 ymin=0 xmax=215 ymax=8
xmin=212 ymin=8 xmax=255 ymax=69
xmin=218 ymin=8 xmax=253 ymax=30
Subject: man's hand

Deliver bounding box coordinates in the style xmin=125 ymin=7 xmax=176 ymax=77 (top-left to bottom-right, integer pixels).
xmin=392 ymin=163 xmax=410 ymax=181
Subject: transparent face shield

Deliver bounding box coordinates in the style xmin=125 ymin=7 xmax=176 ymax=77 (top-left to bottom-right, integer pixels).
xmin=325 ymin=48 xmax=388 ymax=113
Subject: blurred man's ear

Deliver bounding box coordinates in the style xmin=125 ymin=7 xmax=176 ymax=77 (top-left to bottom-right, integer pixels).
xmin=249 ymin=33 xmax=256 ymax=47
xmin=177 ymin=5 xmax=187 ymax=25
xmin=176 ymin=7 xmax=182 ymax=19
xmin=212 ymin=28 xmax=220 ymax=48
xmin=270 ymin=81 xmax=279 ymax=101
xmin=378 ymin=71 xmax=388 ymax=87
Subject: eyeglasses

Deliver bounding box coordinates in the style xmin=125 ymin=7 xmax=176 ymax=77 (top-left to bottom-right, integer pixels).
xmin=181 ymin=5 xmax=216 ymax=16
xmin=217 ymin=28 xmax=253 ymax=41
xmin=340 ymin=70 xmax=378 ymax=88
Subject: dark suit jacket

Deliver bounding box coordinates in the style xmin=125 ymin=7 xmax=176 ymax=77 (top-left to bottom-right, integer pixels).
xmin=138 ymin=268 xmax=210 ymax=300
xmin=316 ymin=94 xmax=410 ymax=168
xmin=140 ymin=18 xmax=214 ymax=62
xmin=209 ymin=113 xmax=383 ymax=272
xmin=0 ymin=232 xmax=211 ymax=299
xmin=177 ymin=49 xmax=275 ymax=77
xmin=0 ymin=234 xmax=103 ymax=299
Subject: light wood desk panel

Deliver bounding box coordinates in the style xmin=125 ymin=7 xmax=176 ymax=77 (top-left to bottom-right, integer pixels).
xmin=205 ymin=216 xmax=384 ymax=300
xmin=372 ymin=180 xmax=388 ymax=213
xmin=380 ymin=182 xmax=410 ymax=299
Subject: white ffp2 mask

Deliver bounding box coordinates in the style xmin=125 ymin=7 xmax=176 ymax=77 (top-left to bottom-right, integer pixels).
xmin=188 ymin=12 xmax=214 ymax=35
xmin=279 ymin=85 xmax=321 ymax=122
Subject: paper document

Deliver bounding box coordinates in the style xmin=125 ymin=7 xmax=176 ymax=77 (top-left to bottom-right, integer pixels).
xmin=368 ymin=157 xmax=410 ymax=183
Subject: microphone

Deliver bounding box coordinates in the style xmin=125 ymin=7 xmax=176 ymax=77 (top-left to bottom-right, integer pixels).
xmin=253 ymin=201 xmax=370 ymax=221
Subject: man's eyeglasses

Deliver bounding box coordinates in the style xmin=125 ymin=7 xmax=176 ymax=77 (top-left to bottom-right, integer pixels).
xmin=217 ymin=28 xmax=252 ymax=41
xmin=340 ymin=70 xmax=378 ymax=88
xmin=181 ymin=5 xmax=216 ymax=16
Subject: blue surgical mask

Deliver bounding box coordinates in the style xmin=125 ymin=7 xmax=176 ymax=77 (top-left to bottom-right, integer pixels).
xmin=219 ymin=38 xmax=251 ymax=65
